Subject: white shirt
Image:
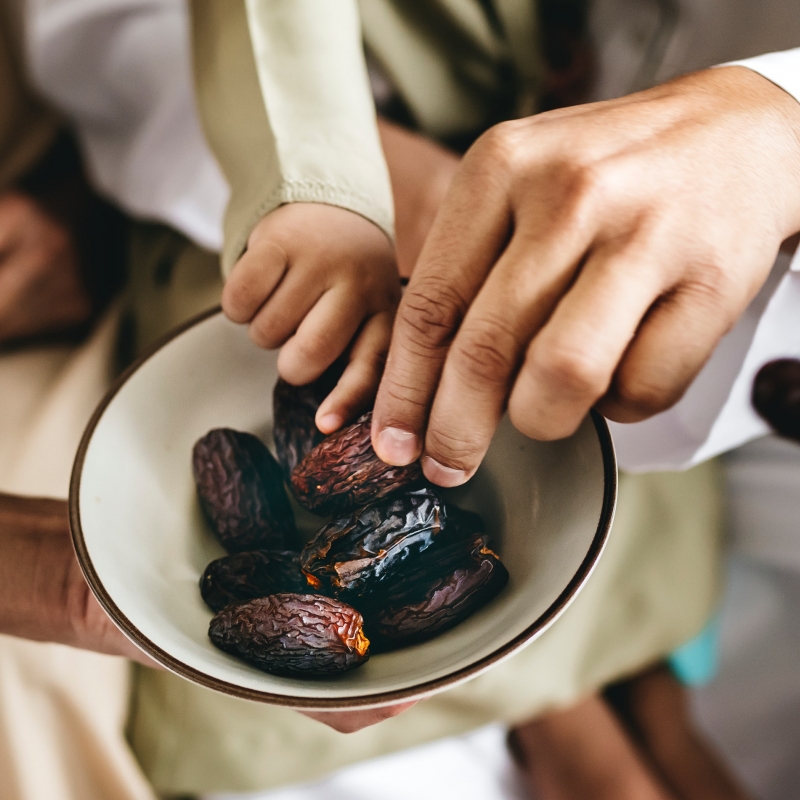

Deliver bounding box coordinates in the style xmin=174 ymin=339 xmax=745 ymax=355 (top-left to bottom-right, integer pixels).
xmin=611 ymin=49 xmax=800 ymax=471
xmin=24 ymin=0 xmax=228 ymax=252
xmin=22 ymin=2 xmax=800 ymax=471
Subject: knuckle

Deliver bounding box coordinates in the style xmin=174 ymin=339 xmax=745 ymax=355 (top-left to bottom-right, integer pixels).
xmin=425 ymin=425 xmax=482 ymax=469
xmin=452 ymin=316 xmax=520 ymax=385
xmin=507 ymin=401 xmax=578 ymax=442
xmin=611 ymin=374 xmax=676 ymax=418
xmin=248 ymin=315 xmax=285 ymax=350
xmin=533 ymin=345 xmax=610 ymax=399
xmin=221 ymin=279 xmax=252 ymax=322
xmin=397 ymin=277 xmax=468 ymax=353
xmin=471 ymin=120 xmax=530 ymax=177
xmin=291 ymin=328 xmax=331 ymax=364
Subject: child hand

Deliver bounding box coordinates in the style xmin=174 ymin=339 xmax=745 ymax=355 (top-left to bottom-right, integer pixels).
xmin=221 ymin=203 xmax=400 ymax=433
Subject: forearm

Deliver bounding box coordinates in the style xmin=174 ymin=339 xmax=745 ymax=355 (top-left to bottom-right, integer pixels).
xmin=0 ymin=493 xmax=76 ymax=643
xmin=377 ymin=118 xmax=459 ymax=277
xmin=0 ymin=492 xmax=153 ymax=663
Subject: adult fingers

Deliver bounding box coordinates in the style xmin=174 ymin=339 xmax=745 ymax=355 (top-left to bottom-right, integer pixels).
xmin=506 ymin=243 xmax=672 ymax=441
xmin=277 ymin=285 xmax=365 ymax=385
xmin=316 ymin=311 xmax=393 ymax=433
xmin=371 ymin=138 xmax=514 ymax=466
xmin=418 ymin=222 xmax=602 ymax=486
xmin=597 ymin=276 xmax=739 ymax=423
xmin=221 ymin=240 xmax=289 ymax=324
xmin=301 ymin=701 xmax=418 ymax=734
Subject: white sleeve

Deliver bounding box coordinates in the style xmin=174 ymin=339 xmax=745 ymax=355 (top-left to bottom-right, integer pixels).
xmin=613 ymin=48 xmax=800 ymax=473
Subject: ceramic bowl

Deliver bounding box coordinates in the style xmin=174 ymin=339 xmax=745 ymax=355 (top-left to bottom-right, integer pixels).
xmin=70 ymin=308 xmax=616 ymax=710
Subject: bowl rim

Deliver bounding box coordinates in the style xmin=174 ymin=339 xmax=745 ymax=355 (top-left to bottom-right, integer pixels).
xmin=69 ymin=306 xmax=617 ymax=709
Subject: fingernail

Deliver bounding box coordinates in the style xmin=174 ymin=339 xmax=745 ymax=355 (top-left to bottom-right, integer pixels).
xmin=317 ymin=413 xmax=343 ymax=433
xmin=422 ymin=456 xmax=467 ymax=488
xmin=376 ymin=427 xmax=419 ymax=465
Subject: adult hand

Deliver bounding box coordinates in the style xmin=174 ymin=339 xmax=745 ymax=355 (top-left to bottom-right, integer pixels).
xmin=0 ymin=191 xmax=90 ymax=344
xmin=372 ymin=67 xmax=800 ymax=486
xmin=0 ymin=492 xmax=156 ymax=667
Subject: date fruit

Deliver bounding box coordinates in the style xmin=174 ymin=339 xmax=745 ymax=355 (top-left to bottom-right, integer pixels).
xmin=208 ymin=593 xmax=370 ymax=676
xmin=300 ymin=487 xmax=446 ymax=598
xmin=200 ymin=550 xmax=313 ymax=612
xmin=365 ymin=543 xmax=509 ymax=649
xmin=193 ymin=429 xmax=297 ymax=553
xmin=273 ymin=358 xmax=346 ymax=479
xmin=291 ymin=412 xmax=422 ymax=514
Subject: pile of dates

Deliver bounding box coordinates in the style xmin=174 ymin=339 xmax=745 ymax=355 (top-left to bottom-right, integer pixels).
xmin=192 ymin=365 xmax=508 ymax=678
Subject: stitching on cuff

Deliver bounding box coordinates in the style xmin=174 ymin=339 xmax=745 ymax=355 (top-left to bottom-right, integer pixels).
xmin=223 ymin=179 xmax=395 ymax=275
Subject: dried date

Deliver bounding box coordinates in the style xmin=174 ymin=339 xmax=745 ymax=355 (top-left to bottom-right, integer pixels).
xmin=208 ymin=593 xmax=370 ymax=676
xmin=365 ymin=545 xmax=509 ymax=649
xmin=273 ymin=358 xmax=346 ymax=479
xmin=193 ymin=429 xmax=298 ymax=553
xmin=300 ymin=487 xmax=447 ymax=598
xmin=200 ymin=550 xmax=313 ymax=612
xmin=291 ymin=411 xmax=422 ymax=514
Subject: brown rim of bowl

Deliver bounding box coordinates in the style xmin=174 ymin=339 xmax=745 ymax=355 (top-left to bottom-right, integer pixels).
xmin=69 ymin=306 xmax=617 ymax=710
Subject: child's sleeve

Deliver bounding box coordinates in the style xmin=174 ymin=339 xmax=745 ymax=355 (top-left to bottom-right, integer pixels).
xmin=190 ymin=0 xmax=394 ymax=276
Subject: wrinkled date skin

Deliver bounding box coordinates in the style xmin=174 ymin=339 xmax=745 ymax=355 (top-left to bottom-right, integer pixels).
xmin=200 ymin=550 xmax=313 ymax=612
xmin=291 ymin=411 xmax=422 ymax=515
xmin=301 ymin=487 xmax=447 ymax=598
xmin=208 ymin=593 xmax=370 ymax=676
xmin=273 ymin=358 xmax=346 ymax=479
xmin=193 ymin=429 xmax=298 ymax=553
xmin=445 ymin=505 xmax=488 ymax=545
xmin=365 ymin=543 xmax=509 ymax=650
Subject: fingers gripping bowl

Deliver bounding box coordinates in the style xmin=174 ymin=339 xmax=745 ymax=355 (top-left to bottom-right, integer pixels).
xmin=69 ymin=309 xmax=616 ymax=710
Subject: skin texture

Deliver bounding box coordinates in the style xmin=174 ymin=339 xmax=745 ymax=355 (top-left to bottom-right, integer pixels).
xmin=222 ymin=120 xmax=460 ymax=439
xmin=0 ymin=191 xmax=90 ymax=343
xmin=221 ymin=202 xmax=400 ymax=435
xmin=371 ymin=67 xmax=800 ymax=487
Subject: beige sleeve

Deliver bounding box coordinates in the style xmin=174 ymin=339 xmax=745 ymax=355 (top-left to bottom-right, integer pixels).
xmin=190 ymin=0 xmax=394 ymax=277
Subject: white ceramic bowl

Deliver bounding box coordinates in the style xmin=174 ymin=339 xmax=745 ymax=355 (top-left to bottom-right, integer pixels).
xmin=70 ymin=309 xmax=616 ymax=710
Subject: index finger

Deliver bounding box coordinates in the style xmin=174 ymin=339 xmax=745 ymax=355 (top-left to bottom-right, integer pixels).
xmin=371 ymin=146 xmax=512 ymax=466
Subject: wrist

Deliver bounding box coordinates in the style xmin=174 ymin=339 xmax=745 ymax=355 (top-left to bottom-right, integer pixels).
xmin=715 ymin=66 xmax=800 ymax=238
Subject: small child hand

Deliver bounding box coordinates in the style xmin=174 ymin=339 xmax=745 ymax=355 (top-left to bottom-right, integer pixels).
xmin=222 ymin=203 xmax=400 ymax=432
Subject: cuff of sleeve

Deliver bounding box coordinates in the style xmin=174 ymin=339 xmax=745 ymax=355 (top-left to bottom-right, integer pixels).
xmin=221 ymin=181 xmax=394 ymax=277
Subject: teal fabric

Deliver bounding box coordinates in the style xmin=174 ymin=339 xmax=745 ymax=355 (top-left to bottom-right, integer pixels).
xmin=668 ymin=615 xmax=721 ymax=687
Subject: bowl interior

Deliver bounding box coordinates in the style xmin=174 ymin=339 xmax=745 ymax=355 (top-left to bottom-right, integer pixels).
xmin=72 ymin=311 xmax=614 ymax=707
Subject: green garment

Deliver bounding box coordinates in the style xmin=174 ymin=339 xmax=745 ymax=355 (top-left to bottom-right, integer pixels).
xmin=122 ymin=224 xmax=723 ymax=795
xmin=189 ymin=0 xmax=546 ymax=272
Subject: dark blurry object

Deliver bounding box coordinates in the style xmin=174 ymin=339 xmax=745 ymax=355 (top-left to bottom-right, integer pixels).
xmin=200 ymin=549 xmax=311 ymax=612
xmin=291 ymin=411 xmax=422 ymax=515
xmin=272 ymin=357 xmax=346 ymax=479
xmin=300 ymin=487 xmax=447 ymax=599
xmin=538 ymin=0 xmax=594 ymax=110
xmin=752 ymin=359 xmax=800 ymax=441
xmin=0 ymin=131 xmax=127 ymax=346
xmin=193 ymin=429 xmax=298 ymax=553
xmin=208 ymin=593 xmax=370 ymax=676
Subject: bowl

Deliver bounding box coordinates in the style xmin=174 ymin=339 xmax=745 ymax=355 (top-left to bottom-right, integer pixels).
xmin=69 ymin=308 xmax=616 ymax=710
